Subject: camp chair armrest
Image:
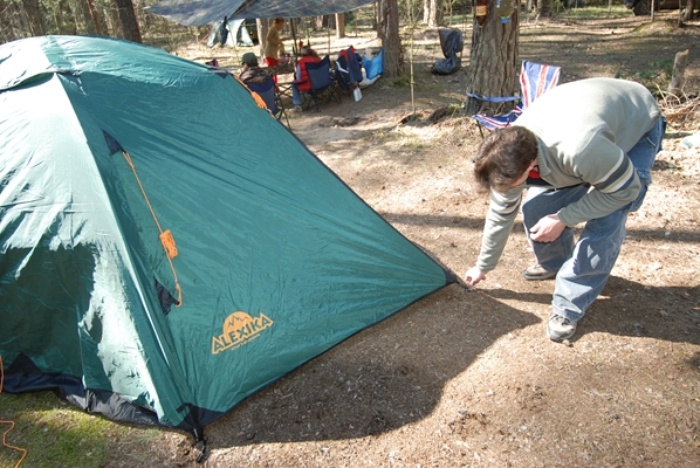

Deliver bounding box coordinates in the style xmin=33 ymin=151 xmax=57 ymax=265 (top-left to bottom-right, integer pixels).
xmin=466 ymin=92 xmax=520 ymax=104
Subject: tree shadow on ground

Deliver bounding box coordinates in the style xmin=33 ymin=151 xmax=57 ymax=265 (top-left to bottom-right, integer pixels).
xmin=204 ymin=284 xmax=539 ymax=448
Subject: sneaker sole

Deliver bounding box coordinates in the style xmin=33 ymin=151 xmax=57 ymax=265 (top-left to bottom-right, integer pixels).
xmin=547 ymin=324 xmax=576 ymax=342
xmin=522 ymin=269 xmax=557 ymax=281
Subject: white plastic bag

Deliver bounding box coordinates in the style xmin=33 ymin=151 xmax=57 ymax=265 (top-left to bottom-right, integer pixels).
xmin=353 ymin=87 xmax=362 ymax=102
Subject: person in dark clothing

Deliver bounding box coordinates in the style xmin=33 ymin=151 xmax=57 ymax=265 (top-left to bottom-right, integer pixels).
xmin=239 ymin=53 xmax=269 ymax=85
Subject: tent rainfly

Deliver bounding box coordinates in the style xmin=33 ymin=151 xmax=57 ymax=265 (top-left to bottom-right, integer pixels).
xmin=0 ymin=35 xmax=455 ymax=442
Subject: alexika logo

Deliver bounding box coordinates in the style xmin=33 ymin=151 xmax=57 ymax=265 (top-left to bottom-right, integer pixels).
xmin=211 ymin=311 xmax=274 ymax=355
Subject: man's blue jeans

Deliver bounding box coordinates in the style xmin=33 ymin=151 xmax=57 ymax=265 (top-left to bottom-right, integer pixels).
xmin=521 ymin=116 xmax=666 ymax=322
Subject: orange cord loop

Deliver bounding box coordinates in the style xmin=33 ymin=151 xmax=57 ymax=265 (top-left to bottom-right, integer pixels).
xmin=122 ymin=151 xmax=182 ymax=306
xmin=1 ymin=355 xmax=29 ymax=468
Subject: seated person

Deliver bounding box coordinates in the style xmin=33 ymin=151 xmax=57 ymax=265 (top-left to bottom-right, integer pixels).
xmin=291 ymin=47 xmax=321 ymax=111
xmin=239 ymin=53 xmax=269 ymax=85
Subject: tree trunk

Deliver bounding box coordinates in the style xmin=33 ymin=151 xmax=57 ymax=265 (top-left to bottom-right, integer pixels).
xmin=258 ymin=19 xmax=268 ymax=58
xmin=467 ymin=0 xmax=520 ymax=115
xmin=0 ymin=0 xmax=14 ymax=42
xmin=681 ymin=0 xmax=695 ymax=21
xmin=2 ymin=0 xmax=30 ymax=40
xmin=114 ymin=0 xmax=142 ymax=43
xmin=379 ymin=0 xmax=402 ymax=78
xmin=76 ymin=0 xmax=96 ymax=35
xmin=336 ymin=13 xmax=345 ymax=39
xmin=426 ymin=0 xmax=442 ymax=27
xmin=668 ymin=49 xmax=689 ymax=97
xmin=373 ymin=1 xmax=379 ymax=31
xmin=107 ymin=1 xmax=120 ymax=37
xmin=85 ymin=0 xmax=105 ymax=35
xmin=537 ymin=0 xmax=552 ymax=18
xmin=23 ymin=0 xmax=47 ymax=35
xmin=57 ymin=0 xmax=78 ymax=35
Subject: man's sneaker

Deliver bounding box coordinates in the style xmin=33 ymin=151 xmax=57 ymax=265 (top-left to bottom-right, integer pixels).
xmin=547 ymin=314 xmax=577 ymax=342
xmin=523 ymin=263 xmax=557 ymax=281
xmin=292 ymin=105 xmax=303 ymax=112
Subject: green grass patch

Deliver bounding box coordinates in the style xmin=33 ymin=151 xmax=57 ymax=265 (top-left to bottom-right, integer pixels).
xmin=1 ymin=392 xmax=163 ymax=468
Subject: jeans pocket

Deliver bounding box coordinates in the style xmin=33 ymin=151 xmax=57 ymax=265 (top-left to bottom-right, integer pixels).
xmin=629 ymin=116 xmax=665 ymax=184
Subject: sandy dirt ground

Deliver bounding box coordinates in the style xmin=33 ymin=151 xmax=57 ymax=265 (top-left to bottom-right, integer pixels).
xmin=104 ymin=11 xmax=699 ymax=468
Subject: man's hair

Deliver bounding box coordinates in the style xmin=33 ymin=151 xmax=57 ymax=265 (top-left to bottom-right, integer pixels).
xmin=472 ymin=126 xmax=538 ymax=193
xmin=274 ymin=18 xmax=285 ymax=25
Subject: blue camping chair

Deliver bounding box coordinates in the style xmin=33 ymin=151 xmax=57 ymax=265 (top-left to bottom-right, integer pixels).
xmin=467 ymin=61 xmax=561 ymax=137
xmin=304 ymin=55 xmax=342 ymax=111
xmin=246 ymin=75 xmax=290 ymax=128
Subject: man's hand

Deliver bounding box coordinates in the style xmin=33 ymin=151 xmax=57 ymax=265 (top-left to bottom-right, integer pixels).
xmin=529 ymin=214 xmax=566 ymax=242
xmin=464 ymin=266 xmax=486 ymax=287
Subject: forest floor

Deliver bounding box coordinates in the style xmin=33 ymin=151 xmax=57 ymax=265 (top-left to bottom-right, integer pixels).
xmin=5 ymin=9 xmax=698 ymax=468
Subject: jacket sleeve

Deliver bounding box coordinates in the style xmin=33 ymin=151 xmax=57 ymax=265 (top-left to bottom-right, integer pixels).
xmin=476 ymin=188 xmax=523 ymax=272
xmin=557 ymin=135 xmax=641 ymax=226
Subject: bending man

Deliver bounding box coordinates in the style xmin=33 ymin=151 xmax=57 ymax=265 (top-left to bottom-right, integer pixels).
xmin=464 ymin=78 xmax=664 ymax=342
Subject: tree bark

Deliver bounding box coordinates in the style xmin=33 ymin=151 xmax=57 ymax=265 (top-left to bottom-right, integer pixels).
xmin=426 ymin=0 xmax=442 ymax=27
xmin=668 ymin=49 xmax=689 ymax=97
xmin=379 ymin=0 xmax=402 ymax=78
xmin=2 ymin=0 xmax=29 ymax=40
xmin=114 ymin=0 xmax=142 ymax=43
xmin=258 ymin=19 xmax=268 ymax=59
xmin=57 ymin=0 xmax=78 ymax=35
xmin=23 ymin=0 xmax=47 ymax=36
xmin=108 ymin=0 xmax=121 ymax=37
xmin=76 ymin=0 xmax=96 ymax=35
xmin=537 ymin=0 xmax=552 ymax=18
xmin=681 ymin=0 xmax=695 ymax=21
xmin=85 ymin=0 xmax=105 ymax=35
xmin=336 ymin=13 xmax=345 ymax=39
xmin=467 ymin=0 xmax=520 ymax=115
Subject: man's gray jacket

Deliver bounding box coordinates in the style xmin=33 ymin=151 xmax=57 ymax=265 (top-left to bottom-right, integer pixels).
xmin=476 ymin=77 xmax=660 ymax=272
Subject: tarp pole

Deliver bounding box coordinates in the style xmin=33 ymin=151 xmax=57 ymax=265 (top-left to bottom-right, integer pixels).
xmin=291 ymin=19 xmax=298 ymax=55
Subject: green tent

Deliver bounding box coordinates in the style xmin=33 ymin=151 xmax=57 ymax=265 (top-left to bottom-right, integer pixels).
xmin=0 ymin=36 xmax=454 ymax=437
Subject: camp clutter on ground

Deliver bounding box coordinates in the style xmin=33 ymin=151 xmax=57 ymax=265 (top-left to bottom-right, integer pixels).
xmin=149 ymin=0 xmax=387 ymax=113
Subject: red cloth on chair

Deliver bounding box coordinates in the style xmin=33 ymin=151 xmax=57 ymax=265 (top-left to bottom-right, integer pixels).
xmin=294 ymin=55 xmax=321 ymax=92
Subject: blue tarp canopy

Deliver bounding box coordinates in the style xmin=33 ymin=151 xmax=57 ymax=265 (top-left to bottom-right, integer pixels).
xmin=147 ymin=0 xmax=376 ymax=27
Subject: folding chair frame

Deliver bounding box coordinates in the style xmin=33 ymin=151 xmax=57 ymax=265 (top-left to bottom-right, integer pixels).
xmin=304 ymin=56 xmax=342 ymax=112
xmin=467 ymin=61 xmax=561 ymax=137
xmin=246 ymin=76 xmax=291 ymax=128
